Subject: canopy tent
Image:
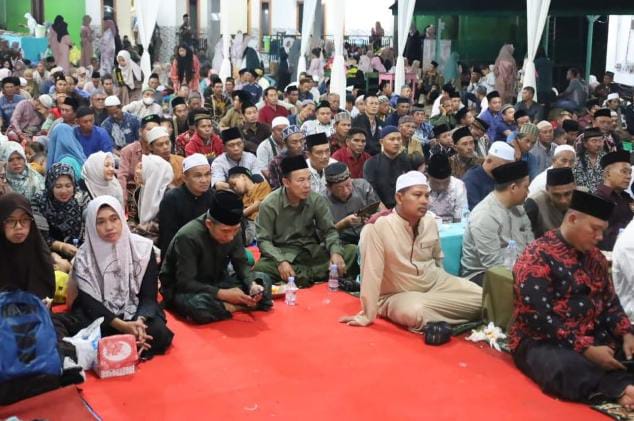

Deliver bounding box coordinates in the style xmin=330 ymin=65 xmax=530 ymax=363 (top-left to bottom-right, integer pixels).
xmin=391 ymin=0 xmax=634 ymax=94
xmin=390 ymin=0 xmax=634 ymax=16
xmin=522 ymin=0 xmax=551 ymax=101
xmin=329 ymin=0 xmax=347 ymax=102
xmin=218 ymin=0 xmax=232 ymax=82
xmin=394 ymin=0 xmax=417 ymax=94
xmin=135 ymin=0 xmax=159 ymax=87
xmin=297 ymin=0 xmax=319 ymax=83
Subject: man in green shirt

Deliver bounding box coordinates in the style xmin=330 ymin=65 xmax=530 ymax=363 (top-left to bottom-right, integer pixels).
xmin=160 ymin=191 xmax=273 ymax=324
xmin=254 ymin=155 xmax=358 ymax=287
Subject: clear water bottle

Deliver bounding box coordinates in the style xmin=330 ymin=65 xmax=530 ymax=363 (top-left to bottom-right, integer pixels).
xmin=503 ymin=240 xmax=519 ymax=270
xmin=72 ymin=238 xmax=79 ymax=248
xmin=328 ymin=264 xmax=339 ymax=292
xmin=285 ymin=276 xmax=297 ymax=306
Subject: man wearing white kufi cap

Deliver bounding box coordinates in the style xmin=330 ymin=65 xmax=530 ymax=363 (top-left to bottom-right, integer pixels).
xmin=463 ymin=140 xmax=515 ymax=209
xmin=146 ymin=126 xmax=184 ymax=187
xmin=528 ymin=144 xmax=577 ymax=196
xmin=7 ymin=94 xmax=52 ymax=139
xmin=340 ymin=171 xmax=483 ymax=331
xmin=157 ymin=153 xmax=214 ymax=261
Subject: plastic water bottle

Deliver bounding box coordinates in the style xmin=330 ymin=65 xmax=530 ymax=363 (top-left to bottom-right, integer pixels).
xmin=461 ymin=208 xmax=471 ymax=224
xmin=328 ymin=264 xmax=339 ymax=292
xmin=72 ymin=238 xmax=79 ymax=248
xmin=285 ymin=276 xmax=297 ymax=306
xmin=503 ymin=240 xmax=519 ymax=270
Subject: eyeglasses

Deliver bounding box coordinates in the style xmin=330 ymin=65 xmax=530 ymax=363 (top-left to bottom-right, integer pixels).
xmin=3 ymin=217 xmax=33 ymax=229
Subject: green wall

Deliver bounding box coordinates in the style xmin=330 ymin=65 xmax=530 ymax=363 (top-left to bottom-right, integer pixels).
xmin=44 ymin=0 xmax=86 ymax=45
xmin=413 ymin=15 xmax=527 ymax=66
xmin=3 ymin=0 xmax=32 ymax=33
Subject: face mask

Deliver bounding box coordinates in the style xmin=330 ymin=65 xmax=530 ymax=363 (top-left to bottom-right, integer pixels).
xmin=143 ymin=97 xmax=154 ymax=106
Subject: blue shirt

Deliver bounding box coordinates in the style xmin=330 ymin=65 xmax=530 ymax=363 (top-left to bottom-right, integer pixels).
xmin=463 ymin=165 xmax=495 ymax=210
xmin=494 ymin=120 xmax=517 ymax=141
xmin=479 ymin=109 xmax=502 ymax=142
xmin=0 ymin=95 xmax=25 ymax=125
xmin=74 ymin=126 xmax=114 ymax=156
xmin=101 ymin=112 xmax=140 ymax=148
xmin=415 ymin=122 xmax=434 ymax=145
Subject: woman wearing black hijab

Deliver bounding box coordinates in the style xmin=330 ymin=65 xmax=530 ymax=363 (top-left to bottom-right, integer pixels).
xmin=0 ymin=193 xmax=55 ymax=299
xmin=48 ymin=15 xmax=72 ymax=73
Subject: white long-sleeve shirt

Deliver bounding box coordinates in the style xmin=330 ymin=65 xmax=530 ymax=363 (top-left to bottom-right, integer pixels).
xmin=613 ymin=219 xmax=634 ymax=320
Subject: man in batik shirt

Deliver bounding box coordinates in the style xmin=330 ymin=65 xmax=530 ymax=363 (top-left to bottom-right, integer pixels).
xmin=509 ymin=190 xmax=634 ymax=407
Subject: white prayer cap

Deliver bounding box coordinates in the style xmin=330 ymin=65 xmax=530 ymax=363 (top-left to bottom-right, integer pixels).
xmin=104 ymin=95 xmax=121 ymax=107
xmin=554 ymin=144 xmax=575 ymax=156
xmin=271 ymin=116 xmax=290 ymax=128
xmin=355 ymin=95 xmax=365 ymax=104
xmin=183 ymin=153 xmax=210 ymax=172
xmin=607 ymin=93 xmax=620 ymax=101
xmin=395 ymin=171 xmax=429 ymax=193
xmin=536 ymin=120 xmax=553 ymax=130
xmin=488 ymin=141 xmax=515 ymax=161
xmin=147 ymin=126 xmax=169 ymax=144
xmin=38 ymin=94 xmax=53 ymax=108
xmin=50 ymin=66 xmax=63 ymax=74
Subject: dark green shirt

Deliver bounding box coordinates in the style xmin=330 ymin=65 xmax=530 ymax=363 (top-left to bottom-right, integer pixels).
xmin=159 ymin=215 xmax=250 ymax=301
xmin=256 ymin=188 xmax=343 ymax=264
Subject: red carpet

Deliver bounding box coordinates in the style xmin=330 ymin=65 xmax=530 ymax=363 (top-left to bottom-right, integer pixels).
xmin=78 ymin=284 xmax=605 ymax=420
xmin=0 ymin=386 xmax=95 ymax=420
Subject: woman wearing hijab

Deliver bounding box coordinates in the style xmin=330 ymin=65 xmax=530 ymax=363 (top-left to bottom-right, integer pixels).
xmin=115 ymin=50 xmax=143 ymax=105
xmin=80 ymin=15 xmax=94 ymax=68
xmin=46 ymin=123 xmax=86 ymax=180
xmin=81 ymin=151 xmax=124 ymax=205
xmin=132 ymin=154 xmax=174 ymax=242
xmin=100 ymin=19 xmax=117 ymax=75
xmin=0 ymin=193 xmax=55 ymax=299
xmin=494 ymin=43 xmax=517 ymax=104
xmin=242 ymin=37 xmax=262 ymax=72
xmin=32 ymin=163 xmax=89 ymax=269
xmin=48 ymin=16 xmax=72 ymax=73
xmin=170 ymin=45 xmax=200 ymax=93
xmin=0 ymin=142 xmax=44 ymax=201
xmin=70 ymin=195 xmax=174 ymax=358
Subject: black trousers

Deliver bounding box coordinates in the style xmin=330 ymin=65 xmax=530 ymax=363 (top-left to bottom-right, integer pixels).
xmin=166 ymin=273 xmax=273 ymax=324
xmin=53 ymin=304 xmax=174 ymax=359
xmin=513 ymin=338 xmax=634 ymax=403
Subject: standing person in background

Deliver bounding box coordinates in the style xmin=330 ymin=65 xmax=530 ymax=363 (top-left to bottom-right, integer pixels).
xmin=534 ymin=47 xmax=553 ymax=104
xmin=371 ymin=21 xmax=384 ymax=51
xmin=80 ymin=15 xmax=94 ymax=68
xmin=170 ymin=45 xmax=200 ymax=93
xmin=404 ymin=24 xmax=422 ymax=66
xmin=493 ymin=44 xmax=517 ymax=105
xmin=48 ymin=16 xmax=72 ymax=73
xmin=100 ymin=19 xmax=117 ymax=75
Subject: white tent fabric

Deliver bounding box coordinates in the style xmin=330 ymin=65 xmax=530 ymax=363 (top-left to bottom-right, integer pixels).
xmin=135 ymin=0 xmax=159 ymax=87
xmin=394 ymin=0 xmax=416 ymax=92
xmin=219 ymin=0 xmax=232 ymax=82
xmin=329 ymin=0 xmax=346 ymax=102
xmin=522 ymin=0 xmax=551 ymax=101
xmin=297 ymin=0 xmax=318 ymax=82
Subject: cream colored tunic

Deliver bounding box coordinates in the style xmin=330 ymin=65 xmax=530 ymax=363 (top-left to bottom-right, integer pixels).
xmin=351 ymin=210 xmax=482 ymax=331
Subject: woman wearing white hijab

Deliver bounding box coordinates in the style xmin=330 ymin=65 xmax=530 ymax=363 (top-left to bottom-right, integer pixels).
xmin=81 ymin=151 xmax=124 ymax=205
xmin=132 ymin=154 xmax=173 ymax=242
xmin=70 ymin=195 xmax=173 ymax=358
xmin=0 ymin=141 xmax=44 ymax=201
xmin=115 ymin=50 xmax=143 ymax=105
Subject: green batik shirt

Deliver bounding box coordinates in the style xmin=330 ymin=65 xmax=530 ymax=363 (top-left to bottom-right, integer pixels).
xmin=256 ymin=188 xmax=344 ymax=264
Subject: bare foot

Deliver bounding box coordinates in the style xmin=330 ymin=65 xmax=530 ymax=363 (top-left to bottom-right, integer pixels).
xmin=618 ymin=385 xmax=634 ymax=410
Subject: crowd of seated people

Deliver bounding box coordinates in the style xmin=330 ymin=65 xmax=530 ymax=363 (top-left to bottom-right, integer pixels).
xmin=2 ymin=31 xmax=634 ymax=412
